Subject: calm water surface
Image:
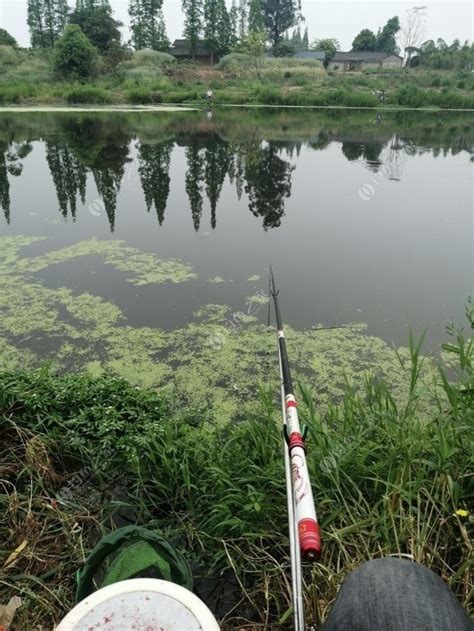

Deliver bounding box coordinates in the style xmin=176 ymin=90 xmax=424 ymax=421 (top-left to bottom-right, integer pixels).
xmin=0 ymin=108 xmax=472 ymax=359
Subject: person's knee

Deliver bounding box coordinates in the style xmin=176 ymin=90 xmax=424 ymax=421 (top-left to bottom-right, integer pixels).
xmin=324 ymin=557 xmax=473 ymax=631
xmin=350 ymin=557 xmax=419 ymax=582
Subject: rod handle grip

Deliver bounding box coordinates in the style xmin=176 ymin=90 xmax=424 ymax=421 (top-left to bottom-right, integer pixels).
xmin=299 ymin=518 xmax=322 ymax=561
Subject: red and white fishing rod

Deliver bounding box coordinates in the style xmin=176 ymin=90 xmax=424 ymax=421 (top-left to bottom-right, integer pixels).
xmin=270 ymin=267 xmax=321 ymax=630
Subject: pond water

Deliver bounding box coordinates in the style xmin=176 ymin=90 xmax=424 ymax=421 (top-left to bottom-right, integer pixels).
xmin=0 ymin=109 xmax=472 ymax=420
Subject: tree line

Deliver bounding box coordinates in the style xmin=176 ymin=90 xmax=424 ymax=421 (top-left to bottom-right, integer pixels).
xmin=23 ymin=0 xmax=304 ymax=63
xmin=6 ymin=1 xmax=470 ymax=76
xmin=350 ymin=9 xmax=472 ymax=69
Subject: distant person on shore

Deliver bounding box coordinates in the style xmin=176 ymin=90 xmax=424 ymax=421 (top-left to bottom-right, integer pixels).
xmin=374 ymin=89 xmax=386 ymax=102
xmin=206 ymin=89 xmax=214 ymax=104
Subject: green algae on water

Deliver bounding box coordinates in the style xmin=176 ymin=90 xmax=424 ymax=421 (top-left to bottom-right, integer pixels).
xmin=17 ymin=238 xmax=196 ymax=285
xmin=0 ymin=234 xmax=437 ymax=424
xmin=246 ymin=293 xmax=269 ymax=305
xmin=208 ymin=276 xmax=225 ymax=283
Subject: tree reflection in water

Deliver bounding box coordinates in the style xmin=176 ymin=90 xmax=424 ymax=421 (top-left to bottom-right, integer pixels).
xmin=0 ymin=110 xmax=471 ymax=231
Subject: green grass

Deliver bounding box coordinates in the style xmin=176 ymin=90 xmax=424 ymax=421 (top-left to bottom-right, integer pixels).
xmin=0 ymin=83 xmax=38 ymax=103
xmin=64 ymin=85 xmax=112 ymax=105
xmin=0 ymin=306 xmax=472 ymax=629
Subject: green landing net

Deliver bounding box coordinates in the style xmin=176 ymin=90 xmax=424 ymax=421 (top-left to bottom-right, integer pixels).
xmin=76 ymin=525 xmax=193 ymax=603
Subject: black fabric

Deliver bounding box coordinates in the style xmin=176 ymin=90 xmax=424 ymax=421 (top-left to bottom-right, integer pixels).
xmin=323 ymin=558 xmax=472 ymax=631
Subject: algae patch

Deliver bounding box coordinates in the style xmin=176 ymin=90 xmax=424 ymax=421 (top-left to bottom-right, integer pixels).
xmin=0 ymin=234 xmax=436 ymax=423
xmin=18 ymin=238 xmax=196 ymax=286
xmin=208 ymin=276 xmax=225 ymax=284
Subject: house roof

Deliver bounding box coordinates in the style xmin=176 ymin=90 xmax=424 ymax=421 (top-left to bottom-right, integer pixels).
xmin=332 ymin=51 xmax=402 ymax=62
xmin=170 ymin=39 xmax=212 ymax=56
xmin=293 ymin=51 xmax=326 ymax=60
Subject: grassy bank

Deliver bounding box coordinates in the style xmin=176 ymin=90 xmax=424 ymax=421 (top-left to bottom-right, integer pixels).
xmin=1 ymin=312 xmax=472 ymax=629
xmin=0 ymin=47 xmax=473 ymax=109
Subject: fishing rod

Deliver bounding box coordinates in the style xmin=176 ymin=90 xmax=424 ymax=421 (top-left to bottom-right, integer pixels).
xmin=269 ymin=266 xmax=321 ymax=631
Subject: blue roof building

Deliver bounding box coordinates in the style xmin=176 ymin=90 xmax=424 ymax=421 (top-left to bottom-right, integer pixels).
xmin=292 ymin=51 xmax=326 ymax=61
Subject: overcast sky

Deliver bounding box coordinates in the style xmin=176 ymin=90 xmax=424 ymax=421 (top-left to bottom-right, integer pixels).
xmin=0 ymin=0 xmax=472 ymax=50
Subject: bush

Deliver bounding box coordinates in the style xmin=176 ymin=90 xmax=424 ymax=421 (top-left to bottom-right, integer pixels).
xmin=127 ymin=49 xmax=176 ymax=68
xmin=0 ymin=83 xmax=37 ymax=103
xmin=0 ymin=54 xmax=52 ymax=85
xmin=261 ymin=64 xmax=325 ymax=84
xmin=64 ymin=85 xmax=112 ymax=104
xmin=0 ymin=45 xmax=19 ymax=69
xmin=53 ymin=24 xmax=97 ymax=80
xmin=125 ymin=88 xmax=163 ymax=104
xmin=0 ymin=28 xmax=17 ymax=48
xmin=433 ymin=90 xmax=474 ymax=109
xmin=271 ymin=42 xmax=296 ymax=57
xmin=395 ymin=84 xmax=426 ymax=108
xmin=120 ymin=65 xmax=164 ymax=85
xmin=217 ymin=53 xmax=255 ymax=72
xmin=125 ymin=87 xmax=152 ymax=104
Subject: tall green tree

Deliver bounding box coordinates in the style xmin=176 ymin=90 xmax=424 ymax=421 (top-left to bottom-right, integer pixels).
xmin=215 ymin=0 xmax=232 ymax=55
xmin=137 ymin=141 xmax=172 ymax=225
xmin=247 ymin=0 xmax=264 ymax=34
xmin=302 ymin=26 xmax=308 ymax=49
xmin=129 ymin=0 xmax=169 ymax=51
xmin=351 ymin=28 xmax=377 ymax=51
xmin=229 ymin=0 xmax=239 ymax=50
xmin=27 ymin=0 xmax=69 ymax=48
xmin=69 ymin=3 xmax=122 ymax=52
xmin=236 ymin=30 xmax=266 ymax=77
xmin=260 ymin=0 xmax=300 ymax=47
xmin=75 ymin=0 xmax=111 ymax=8
xmin=290 ymin=26 xmax=302 ymax=50
xmin=375 ymin=16 xmax=400 ymax=55
xmin=182 ymin=0 xmax=203 ymax=59
xmin=203 ymin=0 xmax=218 ymax=59
xmin=417 ymin=38 xmax=473 ymax=70
xmin=237 ymin=0 xmax=247 ymax=38
xmin=204 ymin=0 xmax=232 ymax=59
xmin=311 ymin=37 xmax=339 ymax=66
xmin=53 ymin=23 xmax=97 ymax=78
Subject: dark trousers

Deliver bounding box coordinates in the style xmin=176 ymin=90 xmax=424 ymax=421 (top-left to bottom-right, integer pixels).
xmin=323 ymin=558 xmax=473 ymax=631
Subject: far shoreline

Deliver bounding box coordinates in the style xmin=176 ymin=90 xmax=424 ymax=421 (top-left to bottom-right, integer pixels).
xmin=0 ymin=103 xmax=473 ymax=113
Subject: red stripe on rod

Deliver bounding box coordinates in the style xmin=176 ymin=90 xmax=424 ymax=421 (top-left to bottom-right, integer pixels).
xmin=288 ymin=431 xmax=305 ymax=452
xmin=298 ymin=518 xmax=322 ymax=560
xmin=286 ymin=399 xmax=297 ymax=408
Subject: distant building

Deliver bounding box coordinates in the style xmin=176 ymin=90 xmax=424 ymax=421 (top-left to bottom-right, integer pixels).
xmin=266 ymin=50 xmax=326 ymax=64
xmin=328 ymin=52 xmax=403 ymax=71
xmin=292 ymin=51 xmax=326 ymax=62
xmin=169 ymin=39 xmax=217 ymax=65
